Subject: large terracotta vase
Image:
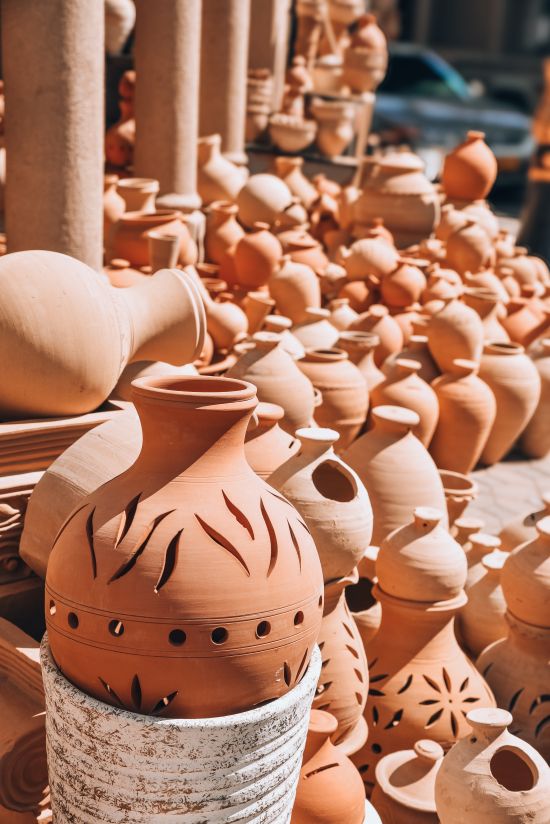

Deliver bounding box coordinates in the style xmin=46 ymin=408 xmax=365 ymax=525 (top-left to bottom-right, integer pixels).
xmin=383 ymin=335 xmax=440 ymax=384
xmin=426 ymin=297 xmax=484 ymax=373
xmin=110 ymin=210 xmax=197 ymax=268
xmin=233 ymin=223 xmax=283 ymax=289
xmin=297 ymin=349 xmax=369 ymax=448
xmin=460 ymin=549 xmax=507 ymax=657
xmin=498 ymin=491 xmax=550 ymax=551
xmin=268 ymin=257 xmax=321 ymax=324
xmin=337 ymin=331 xmax=385 ymax=392
xmin=441 ymin=131 xmax=497 ymax=202
xmin=197 ymin=134 xmax=248 ymax=205
xmin=520 ymin=338 xmax=550 ymax=458
xmin=292 ymin=308 xmax=340 ymax=350
xmin=0 ymin=251 xmax=205 ymax=419
xmin=350 ymin=305 xmax=404 ymax=367
xmin=371 ymin=359 xmax=439 ymax=447
xmin=478 ymin=342 xmax=541 ymax=465
xmin=244 ymin=402 xmax=301 ymax=480
xmin=372 ymin=739 xmax=443 ymax=824
xmin=343 ymin=406 xmax=447 ymax=545
xmin=434 ymin=708 xmax=550 ymax=823
xmin=204 ymin=201 xmax=244 ymax=265
xmin=45 ymin=376 xmax=324 ymax=718
xmin=430 ymin=359 xmax=496 ymax=473
xmin=351 ymin=509 xmax=495 ymax=790
xmin=268 ymin=428 xmax=373 ymax=582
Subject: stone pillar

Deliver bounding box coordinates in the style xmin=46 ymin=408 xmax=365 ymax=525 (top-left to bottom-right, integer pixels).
xmin=2 ymin=0 xmax=104 ymax=270
xmin=200 ymin=0 xmax=251 ymax=165
xmin=248 ymin=0 xmax=291 ymax=112
xmin=134 ymin=0 xmax=202 ymax=213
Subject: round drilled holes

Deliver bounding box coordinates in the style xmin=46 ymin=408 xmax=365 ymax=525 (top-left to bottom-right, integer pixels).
xmin=256 ymin=620 xmax=271 ymax=638
xmin=169 ymin=629 xmax=186 ymax=646
xmin=108 ymin=619 xmax=124 ymax=637
xmin=49 ymin=600 xmax=56 ymax=616
xmin=371 ymin=743 xmax=382 ymax=754
xmin=67 ymin=612 xmax=79 ymax=629
xmin=294 ymin=610 xmax=304 ymax=626
xmin=211 ymin=627 xmax=228 ymax=645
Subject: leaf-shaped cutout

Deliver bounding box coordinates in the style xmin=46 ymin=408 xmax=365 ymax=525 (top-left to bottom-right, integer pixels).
xmin=295 ymin=648 xmax=309 ymax=683
xmin=318 ymin=641 xmax=325 ymax=652
xmin=369 ymin=657 xmax=379 ymax=669
xmin=397 ymin=674 xmax=413 ymax=694
xmin=151 ymin=691 xmax=178 ymax=716
xmin=442 ymin=667 xmax=452 ymax=692
xmin=52 ymin=502 xmax=89 ymax=549
xmin=304 ymin=763 xmax=339 ymax=779
xmin=267 ymin=489 xmax=294 ymax=507
xmin=420 ymin=699 xmax=439 ymax=705
xmin=316 ymin=681 xmax=332 ymax=695
xmin=85 ymin=507 xmax=97 ymax=578
xmin=459 ymin=677 xmax=470 ymax=692
xmin=287 ymin=520 xmax=302 ymax=570
xmin=354 ymin=668 xmax=364 ymax=683
xmin=424 ymin=708 xmax=444 ymax=728
xmin=154 ymin=529 xmax=183 ymax=594
xmin=260 ymin=498 xmax=278 ymax=576
xmin=358 ymin=765 xmax=370 ymax=774
xmin=462 ymin=696 xmax=480 ymax=703
xmin=370 ymin=672 xmax=389 ymax=683
xmin=384 ymin=709 xmax=403 ymax=729
xmin=115 ymin=493 xmax=142 ymax=548
xmin=222 ymin=490 xmax=254 ymax=539
xmin=423 ymin=674 xmax=441 ymax=692
xmin=372 ymin=706 xmax=379 ymax=725
xmin=369 ymin=688 xmax=385 ymax=697
xmin=131 ymin=674 xmax=142 ymax=711
xmin=530 ymin=694 xmax=550 ymax=714
xmin=450 ymin=711 xmax=458 ymax=737
xmin=316 ymin=703 xmax=331 ymax=711
xmin=195 ymin=514 xmax=250 ymax=575
xmin=346 ymin=644 xmax=360 ymax=659
xmin=321 ymin=657 xmax=331 ymax=669
xmin=283 ymin=661 xmax=292 ymax=687
xmin=108 ymin=510 xmax=175 ymax=584
xmin=508 ymin=688 xmax=524 ymax=713
xmin=342 ymin=622 xmax=355 ymax=639
xmin=355 ymin=692 xmax=363 ymax=705
xmin=535 ymin=715 xmax=550 ymax=738
xmin=98 ymin=677 xmax=124 ymax=708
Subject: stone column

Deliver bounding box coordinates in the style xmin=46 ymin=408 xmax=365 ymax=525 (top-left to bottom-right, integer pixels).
xmin=134 ymin=0 xmax=202 ymax=213
xmin=200 ymin=0 xmax=251 ymax=165
xmin=248 ymin=0 xmax=291 ymax=112
xmin=2 ymin=0 xmax=104 ymax=270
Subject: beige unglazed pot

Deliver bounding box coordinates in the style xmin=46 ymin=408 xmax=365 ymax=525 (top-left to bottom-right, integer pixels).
xmin=337 ymin=331 xmax=385 ymax=392
xmin=197 ymin=133 xmax=248 ymax=205
xmin=438 ymin=470 xmax=478 ymax=526
xmin=268 ymin=256 xmax=321 ymax=325
xmin=372 ymin=739 xmax=443 ymax=824
xmin=383 ymin=335 xmax=440 ymax=384
xmin=498 ymin=490 xmax=550 ymax=550
xmin=204 ymin=201 xmax=244 ymax=265
xmin=459 ymin=549 xmax=507 ymax=657
xmin=426 ymin=297 xmax=484 ymax=374
xmin=370 ymin=359 xmax=439 ymax=447
xmin=520 ymin=338 xmax=550 ymax=458
xmin=441 ymin=131 xmax=497 ymax=202
xmin=244 ymin=402 xmax=300 ymax=480
xmin=292 ymin=308 xmax=340 ymax=350
xmin=350 ymin=305 xmax=404 ymax=367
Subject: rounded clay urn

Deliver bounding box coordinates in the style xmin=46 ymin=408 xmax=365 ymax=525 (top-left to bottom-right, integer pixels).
xmin=499 ymin=490 xmax=550 ymax=551
xmin=277 ymin=229 xmax=329 ymax=273
xmin=441 ymin=131 xmax=498 ymax=202
xmin=297 ymin=349 xmax=369 ymax=449
xmin=244 ymin=402 xmax=301 ymax=480
xmin=110 ymin=210 xmax=197 ymax=268
xmin=434 ymin=708 xmax=550 ymax=824
xmin=521 ymin=338 xmax=550 ymax=458
xmin=500 ymin=298 xmax=543 ymax=346
xmin=372 ymin=739 xmax=443 ymax=824
xmin=291 ymin=710 xmax=367 ymax=824
xmin=460 ymin=550 xmax=507 ymax=658
xmin=237 ymin=173 xmax=293 ymax=229
xmin=45 ymin=376 xmax=324 ymax=719
xmin=351 ymin=508 xmax=495 ymax=790
xmin=430 ymin=359 xmax=496 ymax=474
xmin=273 ymin=156 xmax=318 ymax=209
xmin=383 ymin=335 xmax=440 ymax=384
xmin=116 ymin=177 xmax=158 ymax=214
xmin=204 ymin=201 xmax=245 ymax=265
xmin=478 ymin=342 xmax=541 ymax=465
xmin=426 ymin=297 xmax=484 ymax=373
xmin=268 ymin=427 xmax=373 ymax=582
xmin=337 ymin=331 xmax=385 ymax=392
xmin=328 ymin=298 xmax=359 ymax=331
xmin=342 ymin=14 xmax=388 ymax=94
xmin=0 ymin=251 xmax=206 ymax=419
xmin=351 ymin=305 xmax=404 ymax=367
xmin=268 ymin=257 xmax=321 ymax=324
xmin=342 ymin=237 xmax=399 ymax=281
xmin=371 ymin=358 xmax=439 ymax=447
xmin=197 ymin=134 xmax=248 ymax=206
xmin=292 ymin=308 xmax=340 ymax=350
xmin=311 ymin=97 xmax=356 ymax=158
xmin=233 ymin=223 xmax=283 ymax=289
xmin=445 ymin=221 xmax=495 ymax=277
xmin=463 ymin=288 xmax=510 ymax=343
xmin=342 ymin=406 xmax=448 ymax=545
xmin=381 ymin=260 xmax=427 ymax=309
xmin=227 ymin=332 xmax=316 ymax=435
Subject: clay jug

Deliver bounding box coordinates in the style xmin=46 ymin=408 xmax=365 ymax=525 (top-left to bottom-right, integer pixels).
xmin=312 ymin=572 xmax=369 ymax=756
xmin=434 ymin=708 xmax=550 ymax=823
xmin=0 ymin=251 xmax=205 ymax=419
xmin=371 ymin=359 xmax=439 ymax=447
xmin=460 ymin=550 xmax=507 ymax=658
xmin=233 ymin=223 xmax=282 ymax=288
xmin=46 ymin=375 xmax=324 ymax=718
xmin=263 ymin=315 xmax=306 ymax=360
xmin=426 ymin=297 xmax=484 ymax=373
xmin=430 ymin=359 xmax=496 ymax=473
xmin=110 ymin=210 xmax=197 ymax=268
xmin=342 ymin=13 xmax=388 ymax=94
xmin=478 ymin=342 xmax=541 ymax=465
xmin=237 ymin=173 xmax=293 ymax=229
xmin=383 ymin=335 xmax=440 ymax=384
xmin=273 ymin=156 xmax=318 ymax=209
xmin=499 ymin=491 xmax=550 ymax=551
xmin=342 ymin=237 xmax=399 ymax=281
xmin=442 ymin=131 xmax=497 ymax=202
xmin=190 ymin=271 xmax=248 ymax=352
xmin=276 ymin=228 xmax=329 ymax=273
xmin=351 ymin=305 xmax=404 ymax=367
xmin=103 ymin=175 xmax=125 ymax=245
xmin=268 ymin=428 xmax=373 ymax=582
xmin=227 ymin=332 xmax=316 ymax=434
xmin=291 ymin=710 xmax=367 ymax=824
xmin=298 ymin=350 xmax=369 ymax=448
xmin=463 ymin=288 xmax=510 ymax=342
xmin=268 ymin=256 xmax=321 ymax=324
xmin=445 ymin=220 xmax=495 ymax=276
xmin=439 ymin=470 xmax=478 ymax=526
xmin=500 ymin=298 xmax=541 ymax=345
xmin=452 ymin=516 xmax=484 ymax=546
xmin=242 ymin=291 xmax=275 ymax=335
xmin=337 ymin=331 xmax=385 ymax=392
xmin=244 ymin=402 xmax=300 ymax=479
xmin=342 ymin=406 xmax=448 ymax=545
xmin=520 ymin=338 xmax=550 ymax=458
xmin=204 ymin=201 xmax=244 ymax=265
xmin=116 ymin=177 xmax=158 ymax=213
xmin=197 ymin=134 xmax=248 ymax=205
xmin=292 ymin=308 xmax=340 ymax=350
xmin=328 ymin=298 xmax=359 ymax=331
xmin=381 ymin=260 xmax=427 ymax=308
xmin=372 ymin=740 xmax=443 ymax=824
xmin=465 ymin=533 xmax=502 ymax=590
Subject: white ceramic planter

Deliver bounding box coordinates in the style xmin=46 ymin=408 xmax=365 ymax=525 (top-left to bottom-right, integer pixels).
xmin=41 ymin=638 xmax=321 ymax=823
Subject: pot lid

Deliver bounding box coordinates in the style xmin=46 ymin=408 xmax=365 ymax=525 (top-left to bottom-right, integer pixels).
xmin=375 ymin=739 xmax=443 ymax=812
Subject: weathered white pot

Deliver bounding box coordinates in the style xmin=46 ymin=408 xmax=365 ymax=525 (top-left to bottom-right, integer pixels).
xmin=41 ymin=639 xmax=321 ymax=823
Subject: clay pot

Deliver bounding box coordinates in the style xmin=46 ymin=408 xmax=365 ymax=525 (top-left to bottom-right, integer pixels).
xmin=268 ymin=428 xmax=373 ymax=581
xmin=430 ymin=359 xmax=496 ymax=473
xmin=498 ymin=491 xmax=550 ymax=551
xmin=103 ymin=257 xmax=147 ymax=288
xmin=242 ymin=291 xmax=275 ymax=335
xmin=0 ymin=251 xmax=205 ymax=419
xmin=463 ymin=288 xmax=510 ymax=343
xmin=110 ymin=210 xmax=197 ymax=268
xmin=197 ymin=134 xmax=248 ymax=205
xmin=342 ymin=14 xmax=388 ymax=93
xmin=205 ymin=201 xmax=244 ymax=265
xmin=465 ymin=533 xmax=502 ymax=591
xmin=312 ymin=53 xmax=345 ymax=94
xmin=277 ymin=229 xmax=329 ymax=273
xmin=497 ymin=247 xmax=541 ymax=289
xmin=273 ymin=156 xmax=318 ymax=209
xmin=311 ymin=98 xmax=355 ymax=157
xmin=244 ymin=402 xmax=300 ymax=479
xmin=442 ymin=131 xmax=497 ymax=202
xmin=501 ymin=515 xmax=550 ymax=630
xmin=298 ymin=349 xmax=369 ymax=448
xmin=237 ymin=173 xmax=293 ymax=229
xmin=478 ymin=342 xmax=541 ymax=465
xmin=116 ymin=177 xmax=158 ymax=213
xmin=421 ymin=266 xmax=462 ymax=303
xmin=342 ymin=237 xmax=399 ymax=281
xmin=46 ymin=376 xmax=324 ymax=718
xmin=351 ymin=305 xmax=404 ymax=367
xmin=439 ymin=470 xmax=478 ymax=527
xmin=500 ymin=298 xmax=541 ymax=345
xmin=337 ymin=331 xmax=385 ymax=392
xmin=453 ymin=516 xmax=484 ymax=546
xmin=103 ymin=175 xmax=125 ymax=245
xmin=292 ymin=308 xmax=340 ymax=350
xmin=383 ymin=335 xmax=440 ymax=384
xmin=113 ymin=361 xmax=199 ymax=402
xmin=227 ymin=332 xmax=316 ymax=434
xmin=328 ymin=298 xmax=359 ymax=331
xmin=426 ymin=297 xmax=484 ymax=373
xmin=268 ymin=257 xmax=321 ymax=324
xmin=233 ymin=223 xmax=282 ymax=289
xmin=463 ymin=269 xmax=510 ymax=305
xmin=460 ymin=549 xmax=507 ymax=657
xmin=445 ymin=221 xmax=495 ymax=276
xmin=459 ymin=200 xmax=500 ymax=240
xmin=346 ymin=547 xmax=382 ymax=648
xmin=263 ymin=315 xmax=306 ymax=360
xmin=372 ymin=740 xmax=443 ymax=824
xmin=338 ymin=279 xmax=373 ymax=312
xmin=191 ymin=272 xmax=248 ymax=352
xmin=434 ymin=708 xmax=550 ymax=823
xmin=269 ymin=113 xmax=317 ymax=153
xmin=390 ymin=305 xmax=423 ymax=345
xmin=291 ymin=710 xmax=367 ymax=824
xmin=343 ymin=406 xmax=448 ymax=545
xmin=371 ymin=359 xmax=439 ymax=447
xmin=381 ymin=260 xmax=427 ymax=308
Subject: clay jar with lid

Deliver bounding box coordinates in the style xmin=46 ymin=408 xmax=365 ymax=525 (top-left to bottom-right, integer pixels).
xmin=273 ymin=156 xmax=318 ymax=209
xmin=434 ymin=708 xmax=550 ymax=824
xmin=498 ymin=490 xmax=550 ymax=551
xmin=372 ymin=739 xmax=443 ymax=824
xmin=445 ymin=221 xmax=495 ymax=277
xmin=233 ymin=223 xmax=282 ymax=289
xmin=110 ymin=210 xmax=197 ymax=268
xmin=350 ymin=305 xmax=404 ymax=367
xmin=429 ymin=359 xmax=496 ymax=474
xmin=227 ymin=332 xmax=316 ymax=435
xmin=328 ymin=298 xmax=359 ymax=331
xmin=521 ymin=338 xmax=550 ymax=458
xmin=383 ymin=335 xmax=440 ymax=384
xmin=244 ymin=402 xmax=300 ymax=480
xmin=268 ymin=257 xmax=321 ymax=324
xmin=268 ymin=427 xmax=373 ymax=582
xmin=197 ymin=134 xmax=248 ymax=205
xmin=46 ymin=375 xmax=324 ymax=718
xmin=342 ymin=237 xmax=399 ymax=281
xmin=426 ymin=297 xmax=484 ymax=373
xmin=297 ymin=349 xmax=369 ymax=449
xmin=204 ymin=201 xmax=244 ymax=265
xmin=343 ymin=406 xmax=448 ymax=545
xmin=337 ymin=331 xmax=385 ymax=392
xmin=292 ymin=308 xmax=340 ymax=350
xmin=371 ymin=359 xmax=439 ymax=447
xmin=380 ymin=259 xmax=427 ymax=308
xmin=263 ymin=315 xmax=305 ymax=360
xmin=441 ymin=131 xmax=497 ymax=202
xmin=237 ymin=173 xmax=293 ymax=229
xmin=478 ymin=342 xmax=541 ymax=465
xmin=459 ymin=550 xmax=507 ymax=658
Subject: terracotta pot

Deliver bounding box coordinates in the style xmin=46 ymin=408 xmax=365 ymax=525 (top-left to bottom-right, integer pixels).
xmin=269 ymin=114 xmax=317 ymax=154
xmin=291 ymin=710 xmax=366 ymax=824
xmin=298 ymin=349 xmax=369 ymax=448
xmin=337 ymin=331 xmax=385 ymax=392
xmin=371 ymin=359 xmax=439 ymax=447
xmin=46 ymin=376 xmax=324 ymax=718
xmin=460 ymin=549 xmax=507 ymax=657
xmin=244 ymin=402 xmax=300 ymax=479
xmin=242 ymin=291 xmax=275 ymax=335
xmin=292 ymin=308 xmax=340 ymax=350
xmin=146 ymin=231 xmax=180 ymax=272
xmin=268 ymin=256 xmax=321 ymax=324
xmin=343 ymin=406 xmax=447 ymax=545
xmin=190 ymin=271 xmax=248 ymax=352
xmin=500 ymin=298 xmax=541 ymax=345
xmin=103 ymin=175 xmax=125 ymax=245
xmin=430 ymin=359 xmax=496 ymax=473
xmin=197 ymin=134 xmax=248 ymax=205
xmin=421 ymin=269 xmax=462 ymax=303
xmin=465 ymin=533 xmax=502 ymax=590
xmin=268 ymin=427 xmax=373 ymax=582
xmin=116 ymin=177 xmax=158 ymax=213
xmin=441 ymin=131 xmax=497 ymax=202
xmin=103 ymin=257 xmax=147 ymax=288
xmin=351 ymin=305 xmax=404 ymax=367
xmin=233 ymin=223 xmax=282 ymax=289
xmin=463 ymin=288 xmax=510 ymax=343
xmin=342 ymin=237 xmax=399 ymax=281
xmin=372 ymin=740 xmax=443 ymax=824
xmin=328 ymin=298 xmax=359 ymax=331
xmin=478 ymin=342 xmax=541 ymax=465
xmin=113 ymin=361 xmax=199 ymax=402
xmin=452 ymin=515 xmax=484 ymax=545
xmin=390 ymin=305 xmax=423 ymax=345
xmin=273 ymin=156 xmax=318 ymax=209
xmin=426 ymin=297 xmax=484 ymax=373
xmin=439 ymin=470 xmax=478 ymax=526
xmin=312 ymin=53 xmax=345 ymax=94
xmin=434 ymin=708 xmax=550 ymax=823
xmin=445 ymin=221 xmax=495 ymax=277
xmin=342 ymin=14 xmax=388 ymax=93
xmin=277 ymin=229 xmax=329 ymax=273
xmin=459 ymin=200 xmax=500 ymax=240
xmin=383 ymin=335 xmax=439 ymax=384
xmin=345 ymin=548 xmax=382 ymax=647
xmin=381 ymin=260 xmax=427 ymax=308
xmin=110 ymin=210 xmax=197 ymax=268
xmin=496 ymin=247 xmax=540 ymax=288
xmin=311 ymin=98 xmax=355 ymax=157
xmin=312 ymin=573 xmax=369 ymax=756
xmin=205 ymin=201 xmax=244 ymax=265
xmin=498 ymin=490 xmax=550 ymax=551
xmin=263 ymin=314 xmax=306 ymax=360
xmin=237 ymin=173 xmax=293 ymax=229
xmin=0 ymin=251 xmax=205 ymax=419
xmin=227 ymin=332 xmax=316 ymax=435
xmin=501 ymin=515 xmax=550 ymax=630
xmin=463 ymin=270 xmax=510 ymax=305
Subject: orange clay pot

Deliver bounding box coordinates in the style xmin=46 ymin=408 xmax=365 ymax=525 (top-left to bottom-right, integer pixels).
xmin=445 ymin=220 xmax=495 ymax=277
xmin=380 ymin=259 xmax=427 ymax=308
xmin=498 ymin=490 xmax=550 ymax=551
xmin=110 ymin=210 xmax=198 ymax=268
xmin=233 ymin=223 xmax=283 ymax=289
xmin=244 ymin=402 xmax=300 ymax=479
xmin=460 ymin=549 xmax=507 ymax=658
xmin=350 ymin=304 xmax=404 ymax=367
xmin=204 ymin=201 xmax=245 ymax=265
xmin=292 ymin=308 xmax=340 ymax=350
xmin=426 ymin=297 xmax=484 ymax=373
xmin=337 ymin=331 xmax=385 ymax=392
xmin=463 ymin=288 xmax=510 ymax=343
xmin=276 ymin=229 xmax=329 ymax=273
xmin=382 ymin=334 xmax=439 ymax=384
xmin=268 ymin=256 xmax=321 ymax=324
xmin=328 ymin=298 xmax=359 ymax=331
xmin=372 ymin=739 xmax=443 ymax=824
xmin=371 ymin=359 xmax=439 ymax=447
xmin=342 ymin=237 xmax=399 ymax=281
xmin=441 ymin=131 xmax=497 ymax=202
xmin=439 ymin=470 xmax=478 ymax=526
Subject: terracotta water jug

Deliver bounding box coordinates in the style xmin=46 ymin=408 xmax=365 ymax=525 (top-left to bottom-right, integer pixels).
xmin=434 ymin=708 xmax=550 ymax=823
xmin=328 ymin=298 xmax=359 ymax=331
xmin=263 ymin=315 xmax=306 ymax=360
xmin=520 ymin=338 xmax=550 ymax=458
xmin=190 ymin=271 xmax=248 ymax=352
xmin=430 ymin=359 xmax=496 ymax=473
xmin=439 ymin=470 xmax=478 ymax=526
xmin=498 ymin=491 xmax=550 ymax=550
xmin=110 ymin=210 xmax=197 ymax=268
xmin=268 ymin=428 xmax=373 ymax=582
xmin=441 ymin=131 xmax=497 ymax=202
xmin=383 ymin=335 xmax=439 ymax=384
xmin=273 ymin=156 xmax=318 ymax=209
xmin=233 ymin=223 xmax=282 ymax=288
xmin=342 ymin=237 xmax=399 ymax=281
xmin=381 ymin=260 xmax=427 ymax=308
xmin=277 ymin=228 xmax=329 ymax=273
xmin=46 ymin=375 xmax=324 ymax=718
xmin=297 ymin=350 xmax=369 ymax=448
xmin=463 ymin=288 xmax=510 ymax=342
xmin=371 ymin=359 xmax=439 ymax=447
xmin=242 ymin=291 xmax=275 ymax=335
xmin=237 ymin=173 xmax=293 ymax=229
xmin=478 ymin=342 xmax=541 ymax=465
xmin=426 ymin=297 xmax=484 ymax=373
xmin=343 ymin=407 xmax=447 ymax=545
xmin=351 ymin=305 xmax=404 ymax=367
xmin=292 ymin=308 xmax=340 ymax=350
xmin=460 ymin=549 xmax=507 ymax=658
xmin=197 ymin=134 xmax=248 ymax=205
xmin=337 ymin=331 xmax=385 ymax=392
xmin=268 ymin=257 xmax=321 ymax=324
xmin=372 ymin=740 xmax=443 ymax=824
xmin=204 ymin=201 xmax=244 ymax=265
xmin=0 ymin=251 xmax=206 ymax=419
xmin=244 ymin=402 xmax=300 ymax=480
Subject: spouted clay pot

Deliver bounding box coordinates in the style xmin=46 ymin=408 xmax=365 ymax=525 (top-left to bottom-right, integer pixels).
xmin=383 ymin=335 xmax=439 ymax=384
xmin=426 ymin=297 xmax=484 ymax=373
xmin=441 ymin=131 xmax=497 ymax=202
xmin=372 ymin=739 xmax=443 ymax=824
xmin=371 ymin=359 xmax=439 ymax=447
xmin=244 ymin=402 xmax=300 ymax=480
xmin=337 ymin=331 xmax=385 ymax=392
xmin=268 ymin=257 xmax=321 ymax=324
xmin=46 ymin=376 xmax=324 ymax=718
xmin=460 ymin=549 xmax=507 ymax=657
xmin=197 ymin=134 xmax=248 ymax=205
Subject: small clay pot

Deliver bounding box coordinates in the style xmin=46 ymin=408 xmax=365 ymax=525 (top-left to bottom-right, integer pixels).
xmin=237 ymin=173 xmax=293 ymax=229
xmin=110 ymin=210 xmax=197 ymax=268
xmin=371 ymin=358 xmax=439 ymax=447
xmin=337 ymin=331 xmax=385 ymax=392
xmin=460 ymin=549 xmax=507 ymax=657
xmin=351 ymin=304 xmax=404 ymax=367
xmin=268 ymin=256 xmax=321 ymax=324
xmin=205 ymin=201 xmax=244 ymax=265
xmin=426 ymin=297 xmax=484 ymax=373
xmin=372 ymin=739 xmax=443 ymax=824
xmin=292 ymin=308 xmax=340 ymax=350
xmin=233 ymin=223 xmax=283 ymax=289
xmin=244 ymin=402 xmax=300 ymax=479
xmin=442 ymin=131 xmax=498 ymax=202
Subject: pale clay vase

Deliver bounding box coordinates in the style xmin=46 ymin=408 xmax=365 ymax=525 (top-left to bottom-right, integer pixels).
xmin=520 ymin=337 xmax=550 ymax=458
xmin=197 ymin=134 xmax=248 ymax=206
xmin=460 ymin=549 xmax=508 ymax=657
xmin=426 ymin=297 xmax=484 ymax=374
xmin=370 ymin=358 xmax=439 ymax=447
xmin=268 ymin=256 xmax=322 ymax=325
xmin=499 ymin=490 xmax=550 ymax=551
xmin=372 ymin=739 xmax=443 ymax=824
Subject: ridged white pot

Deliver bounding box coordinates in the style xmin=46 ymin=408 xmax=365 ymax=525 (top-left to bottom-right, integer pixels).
xmin=41 ymin=639 xmax=321 ymax=823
